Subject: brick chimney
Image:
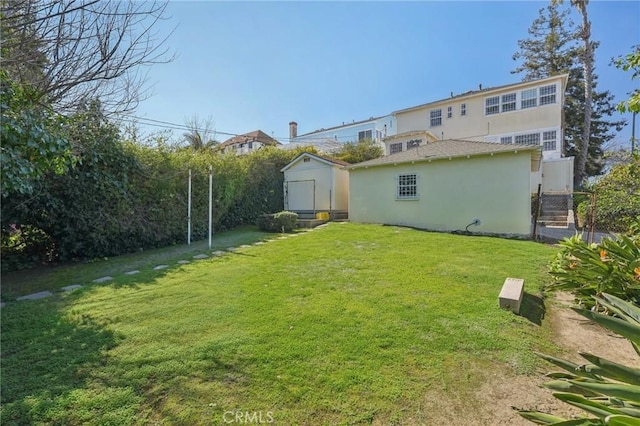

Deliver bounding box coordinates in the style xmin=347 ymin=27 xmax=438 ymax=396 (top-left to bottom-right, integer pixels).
xmin=289 ymin=121 xmax=297 ymax=140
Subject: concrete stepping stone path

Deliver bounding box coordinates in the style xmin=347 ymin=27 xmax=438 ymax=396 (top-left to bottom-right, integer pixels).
xmin=61 ymin=284 xmax=82 ymax=292
xmin=212 ymin=250 xmax=225 ymax=256
xmin=93 ymin=276 xmax=113 ymax=283
xmin=193 ymin=254 xmax=208 ymax=259
xmin=177 ymin=260 xmax=190 ymax=264
xmin=153 ymin=264 xmax=169 ymax=270
xmin=124 ymin=270 xmax=140 ymax=275
xmin=17 ymin=291 xmax=53 ymax=301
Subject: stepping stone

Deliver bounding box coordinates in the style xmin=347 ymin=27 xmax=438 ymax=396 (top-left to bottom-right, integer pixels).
xmin=277 ymin=236 xmax=288 ymax=240
xmin=61 ymin=284 xmax=82 ymax=292
xmin=153 ymin=265 xmax=169 ymax=270
xmin=93 ymin=276 xmax=113 ymax=284
xmin=239 ymin=245 xmax=251 ymax=249
xmin=289 ymin=234 xmax=299 ymax=237
xmin=17 ymin=291 xmax=53 ymax=301
xmin=226 ymin=247 xmax=236 ymax=252
xmin=212 ymin=250 xmax=225 ymax=256
xmin=124 ymin=270 xmax=140 ymax=275
xmin=193 ymin=254 xmax=208 ymax=259
xmin=254 ymin=241 xmax=265 ymax=245
xmin=177 ymin=260 xmax=190 ymax=264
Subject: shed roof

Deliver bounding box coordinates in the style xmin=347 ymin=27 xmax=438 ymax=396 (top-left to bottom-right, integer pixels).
xmin=280 ymin=152 xmax=350 ymax=173
xmin=346 ymin=139 xmax=542 ymax=171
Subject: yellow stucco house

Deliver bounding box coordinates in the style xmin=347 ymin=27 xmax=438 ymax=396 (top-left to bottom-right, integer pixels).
xmin=385 ymin=74 xmax=572 ymax=194
xmin=347 ymin=140 xmax=542 ymax=237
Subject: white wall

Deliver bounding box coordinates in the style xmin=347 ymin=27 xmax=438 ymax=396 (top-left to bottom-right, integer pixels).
xmin=283 ymin=156 xmax=349 ymax=212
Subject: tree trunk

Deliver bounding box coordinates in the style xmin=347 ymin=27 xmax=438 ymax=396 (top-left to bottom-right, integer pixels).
xmin=576 ymin=4 xmax=593 ymax=188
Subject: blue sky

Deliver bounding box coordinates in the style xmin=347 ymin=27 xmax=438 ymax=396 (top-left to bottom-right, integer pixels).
xmin=132 ymin=1 xmax=639 ymax=147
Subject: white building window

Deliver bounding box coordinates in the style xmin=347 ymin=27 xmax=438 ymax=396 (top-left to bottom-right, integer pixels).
xmin=501 ymin=93 xmax=516 ymax=112
xmin=390 ymin=142 xmax=403 ymax=154
xmin=460 ymin=103 xmax=466 ymax=116
xmin=406 ymin=139 xmax=421 ymax=149
xmin=540 ymin=84 xmax=556 ymax=105
xmin=500 ymin=136 xmax=513 ymax=144
xmin=397 ymin=173 xmax=418 ymax=199
xmin=543 ymin=130 xmax=557 ymax=151
xmin=430 ymin=109 xmax=442 ymax=127
xmin=485 ymin=96 xmax=499 ymax=115
xmin=521 ymin=88 xmax=537 ymax=109
xmin=358 ymin=130 xmax=372 ymax=141
xmin=514 ymin=133 xmax=540 ymax=146
xmin=447 ymin=106 xmax=453 ymax=118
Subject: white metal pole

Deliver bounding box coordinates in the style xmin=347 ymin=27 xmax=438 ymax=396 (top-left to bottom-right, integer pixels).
xmin=188 ymin=169 xmax=192 ymax=245
xmin=208 ymin=165 xmax=213 ymax=249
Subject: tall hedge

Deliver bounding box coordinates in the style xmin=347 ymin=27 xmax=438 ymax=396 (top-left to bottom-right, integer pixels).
xmin=1 ymin=117 xmax=311 ymax=269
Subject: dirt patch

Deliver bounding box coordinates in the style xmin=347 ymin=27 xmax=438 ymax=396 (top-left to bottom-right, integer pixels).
xmin=404 ymin=292 xmax=638 ymax=425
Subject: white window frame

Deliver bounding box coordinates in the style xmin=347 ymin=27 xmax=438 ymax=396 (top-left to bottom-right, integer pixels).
xmin=485 ymin=96 xmax=499 ymax=115
xmin=430 ymin=109 xmax=442 ymax=127
xmin=389 ymin=142 xmax=403 ymax=154
xmin=447 ymin=106 xmax=453 ymax=119
xmin=521 ymin=88 xmax=537 ymax=109
xmin=396 ymin=173 xmax=418 ymax=200
xmin=460 ymin=103 xmax=466 ymax=116
xmin=543 ymin=130 xmax=557 ymax=151
xmin=539 ymin=84 xmax=556 ymax=105
xmin=358 ymin=130 xmax=373 ymax=141
xmin=514 ymin=132 xmax=541 ymax=146
xmin=501 ymin=92 xmax=516 ymax=112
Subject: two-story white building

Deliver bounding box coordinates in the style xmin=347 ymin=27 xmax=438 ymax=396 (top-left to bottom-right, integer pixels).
xmin=219 ymin=130 xmax=281 ymax=155
xmin=385 ymin=74 xmax=573 ymax=193
xmin=286 ymin=115 xmax=397 ymax=152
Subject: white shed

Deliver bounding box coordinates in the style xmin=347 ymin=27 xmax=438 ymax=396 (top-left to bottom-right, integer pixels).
xmin=280 ymin=152 xmax=350 ymax=218
xmin=346 ymin=140 xmax=542 ymax=237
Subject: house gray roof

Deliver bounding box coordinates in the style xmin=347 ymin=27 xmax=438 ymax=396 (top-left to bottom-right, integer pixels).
xmin=346 ymin=139 xmax=542 ymax=170
xmin=297 ymin=115 xmax=388 ymax=137
xmin=280 ymin=138 xmax=344 ymax=153
xmin=219 ymin=130 xmax=280 ymax=148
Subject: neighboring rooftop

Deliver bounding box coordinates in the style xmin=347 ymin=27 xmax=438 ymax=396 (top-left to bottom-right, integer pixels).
xmin=220 ymin=130 xmax=280 ymax=148
xmin=297 ymin=115 xmax=388 ymax=138
xmin=280 ymin=138 xmax=344 ymax=153
xmin=346 ymin=139 xmax=542 ymax=170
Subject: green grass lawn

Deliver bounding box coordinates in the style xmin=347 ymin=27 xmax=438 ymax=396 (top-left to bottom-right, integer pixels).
xmin=1 ymin=223 xmax=558 ymax=425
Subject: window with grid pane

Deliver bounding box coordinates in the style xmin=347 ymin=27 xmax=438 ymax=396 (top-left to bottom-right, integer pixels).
xmin=397 ymin=173 xmax=417 ymax=199
xmin=390 ymin=142 xmax=402 ymax=154
xmin=461 ymin=103 xmax=467 ymax=116
xmin=514 ymin=133 xmax=540 ymax=145
xmin=358 ymin=130 xmax=372 ymax=141
xmin=501 ymin=93 xmax=516 ymax=112
xmin=485 ymin=96 xmax=499 ymax=115
xmin=447 ymin=106 xmax=452 ymax=118
xmin=430 ymin=109 xmax=442 ymax=127
xmin=543 ymin=130 xmax=557 ymax=151
xmin=521 ymin=88 xmax=537 ymax=109
xmin=540 ymin=84 xmax=556 ymax=105
xmin=500 ymin=136 xmax=513 ymax=144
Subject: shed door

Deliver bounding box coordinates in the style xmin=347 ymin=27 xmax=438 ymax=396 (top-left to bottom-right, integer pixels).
xmin=286 ymin=180 xmax=315 ymax=211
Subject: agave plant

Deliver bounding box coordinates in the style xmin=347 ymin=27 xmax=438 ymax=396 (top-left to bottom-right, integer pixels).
xmin=516 ymin=293 xmax=640 ymax=425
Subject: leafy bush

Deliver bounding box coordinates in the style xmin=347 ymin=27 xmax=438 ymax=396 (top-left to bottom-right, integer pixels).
xmin=589 ymin=156 xmax=640 ymax=233
xmin=549 ymin=220 xmax=640 ymax=306
xmin=256 ymin=211 xmax=298 ymax=233
xmin=548 ymin=224 xmax=640 ymax=308
xmin=517 ymin=293 xmax=640 ymax=425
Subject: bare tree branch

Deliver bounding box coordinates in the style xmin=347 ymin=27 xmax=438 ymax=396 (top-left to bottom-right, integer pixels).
xmin=1 ymin=0 xmax=175 ymax=115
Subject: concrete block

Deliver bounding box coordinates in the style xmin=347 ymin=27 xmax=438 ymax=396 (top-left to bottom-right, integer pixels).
xmin=153 ymin=265 xmax=169 ymax=270
xmin=61 ymin=284 xmax=82 ymax=292
xmin=499 ymin=278 xmax=524 ymax=314
xmin=17 ymin=291 xmax=54 ymax=301
xmin=93 ymin=276 xmax=113 ymax=284
xmin=193 ymin=254 xmax=208 ymax=259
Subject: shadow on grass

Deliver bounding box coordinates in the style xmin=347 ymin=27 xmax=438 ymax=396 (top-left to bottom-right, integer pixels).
xmin=0 ymin=299 xmax=120 ymax=424
xmin=520 ymin=292 xmax=546 ymax=326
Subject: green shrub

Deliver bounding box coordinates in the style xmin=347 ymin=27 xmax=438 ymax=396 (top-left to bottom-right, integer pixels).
xmin=548 ymin=223 xmax=640 ymax=308
xmin=517 ymin=293 xmax=640 ymax=425
xmin=256 ymin=211 xmax=298 ymax=233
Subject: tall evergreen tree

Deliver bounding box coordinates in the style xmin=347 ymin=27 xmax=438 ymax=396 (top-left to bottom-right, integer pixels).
xmin=512 ymin=2 xmax=625 ymax=186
